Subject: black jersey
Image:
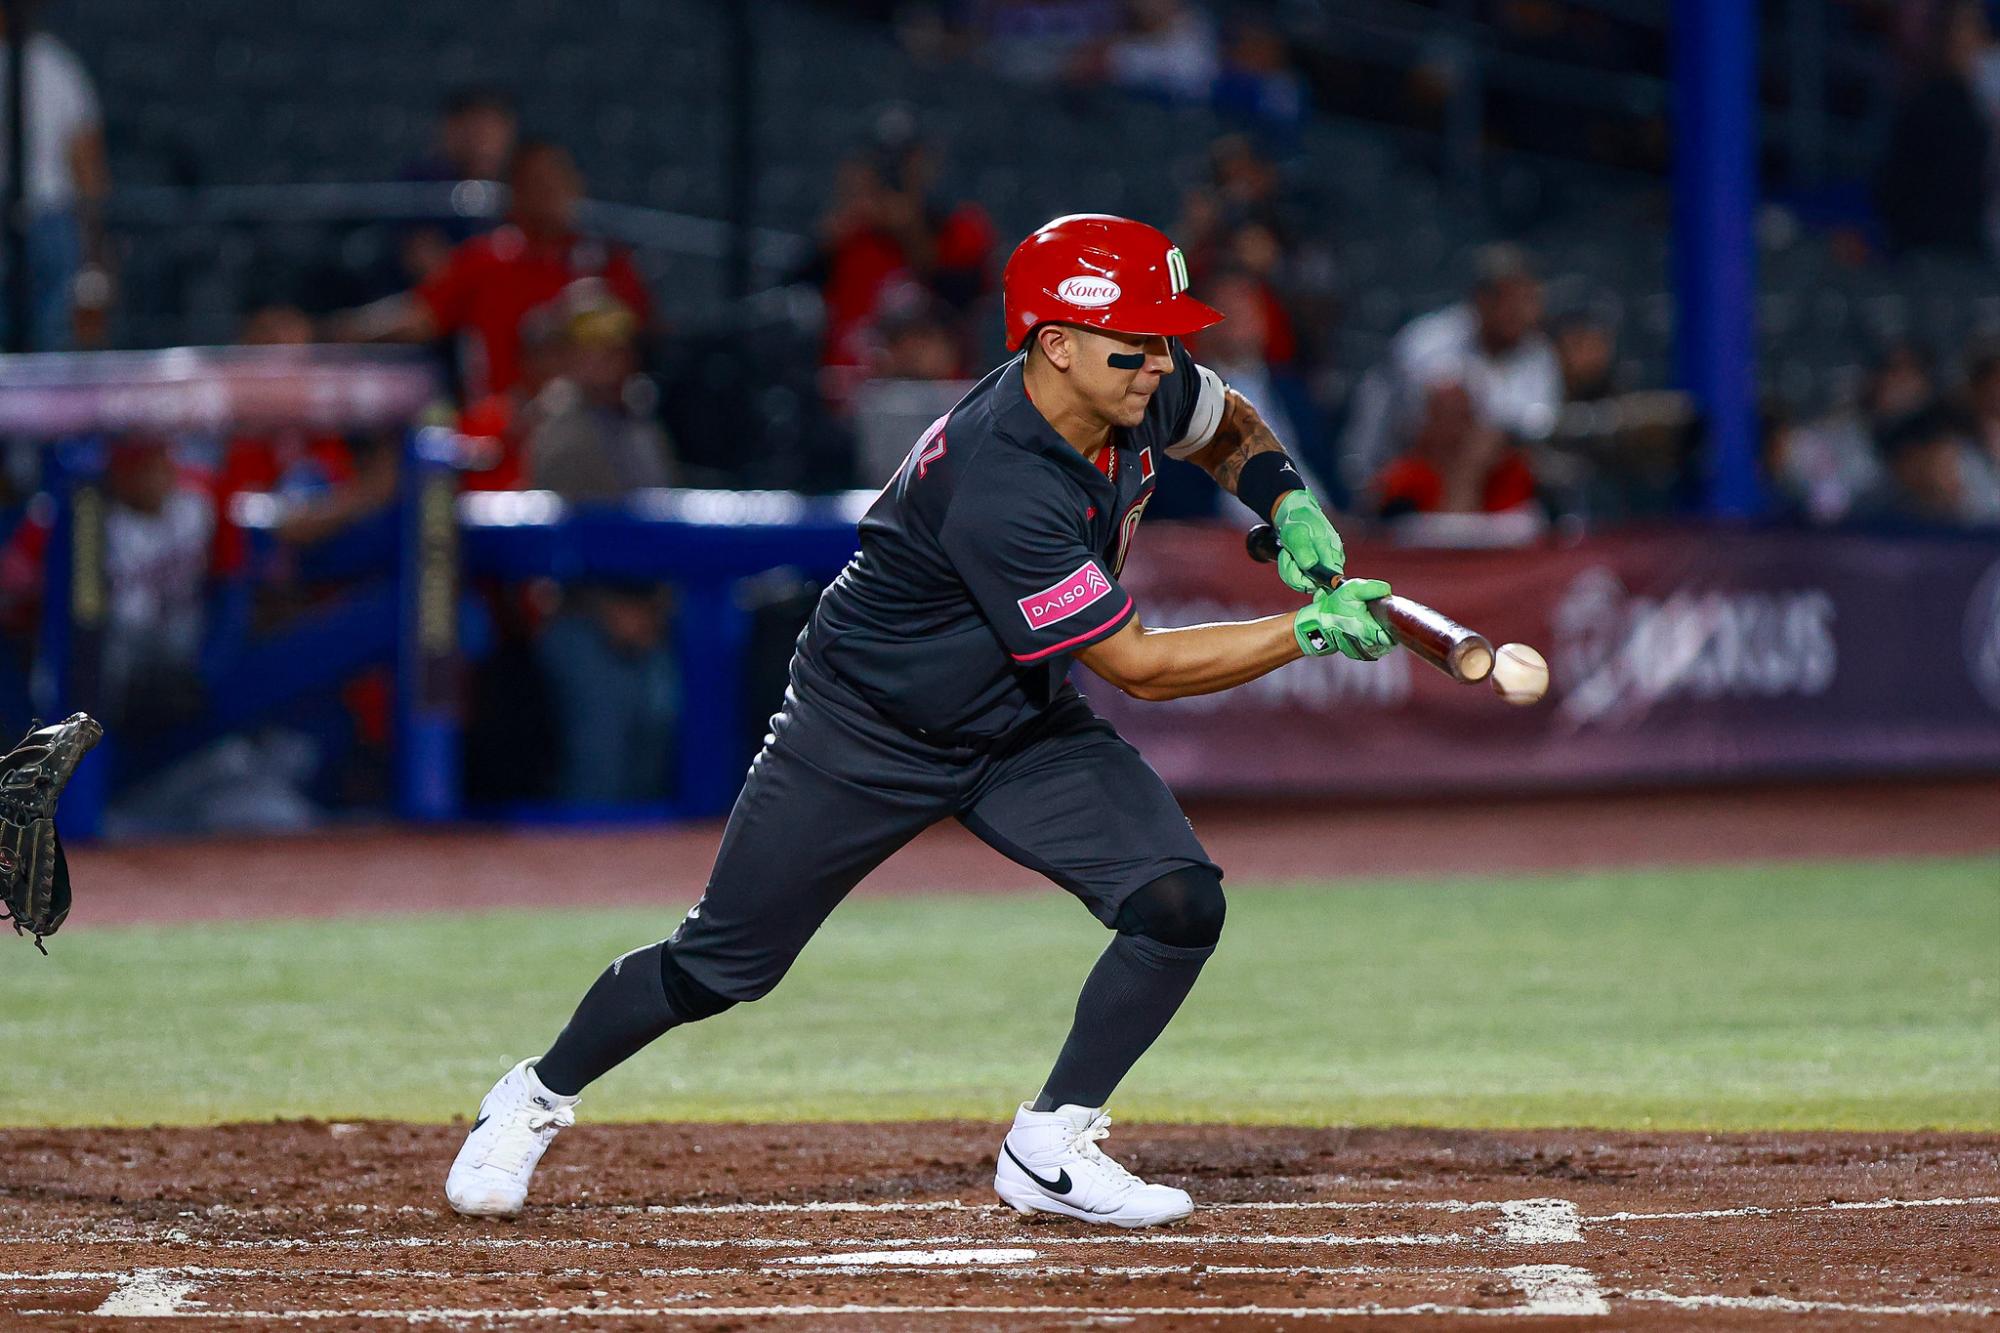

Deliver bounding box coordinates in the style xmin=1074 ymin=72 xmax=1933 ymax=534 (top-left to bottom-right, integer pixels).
xmin=796 ymin=341 xmax=1221 ymax=743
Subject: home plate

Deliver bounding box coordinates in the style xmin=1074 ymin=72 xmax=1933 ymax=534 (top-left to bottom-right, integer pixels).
xmin=777 ymin=1248 xmax=1040 ymax=1267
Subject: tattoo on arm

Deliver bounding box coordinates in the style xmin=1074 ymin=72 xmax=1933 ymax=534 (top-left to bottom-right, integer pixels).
xmin=1184 ymin=389 xmax=1285 ymax=495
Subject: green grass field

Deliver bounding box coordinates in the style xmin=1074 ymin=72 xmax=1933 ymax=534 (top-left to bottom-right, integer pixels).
xmin=3 ymin=855 xmax=1995 ymax=1130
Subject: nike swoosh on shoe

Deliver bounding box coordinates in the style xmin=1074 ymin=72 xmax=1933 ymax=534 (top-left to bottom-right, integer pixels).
xmin=1003 ymin=1143 xmax=1071 ymax=1195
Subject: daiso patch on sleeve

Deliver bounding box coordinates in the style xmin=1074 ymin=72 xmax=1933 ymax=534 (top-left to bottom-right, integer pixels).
xmin=1018 ymin=561 xmax=1114 ymax=630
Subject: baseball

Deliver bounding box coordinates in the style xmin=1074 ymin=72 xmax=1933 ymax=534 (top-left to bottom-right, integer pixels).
xmin=1490 ymin=642 xmax=1549 ymax=705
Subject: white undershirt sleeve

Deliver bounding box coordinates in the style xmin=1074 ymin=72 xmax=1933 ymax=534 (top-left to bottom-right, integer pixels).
xmin=1165 ymin=363 xmax=1227 ymax=459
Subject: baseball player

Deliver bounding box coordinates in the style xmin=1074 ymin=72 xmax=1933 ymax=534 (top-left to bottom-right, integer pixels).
xmin=447 ymin=214 xmax=1393 ymax=1228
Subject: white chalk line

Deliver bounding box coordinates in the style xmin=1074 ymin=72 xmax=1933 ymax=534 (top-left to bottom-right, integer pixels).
xmin=1507 ymin=1265 xmax=1608 ymax=1316
xmin=7 ymin=1194 xmax=1993 ymax=1322
xmin=98 ymin=1190 xmax=2000 ymax=1230
xmin=1628 ymin=1289 xmax=2000 ymax=1317
xmin=190 ymin=1197 xmax=1520 ymax=1218
xmin=0 ymin=1261 xmax=1545 ymax=1282
xmin=762 ymin=1262 xmax=1523 ymax=1279
xmin=4 ymin=1267 xmax=772 ymax=1282
xmin=11 ymin=1301 xmax=1612 ymax=1323
xmin=2 ymin=1253 xmax=1604 ymax=1320
xmin=1589 ymin=1194 xmax=2000 ymax=1223
xmin=14 ymin=1260 xmax=1998 ymax=1321
xmin=90 ymin=1272 xmax=200 ymax=1317
xmin=27 ymin=1293 xmax=2000 ymax=1322
xmin=34 ymin=1228 xmax=1479 ymax=1252
xmin=1495 ymin=1199 xmax=1582 ymax=1243
xmin=13 ymin=1192 xmax=1995 ymax=1256
xmin=31 ymin=1293 xmax=2000 ymax=1322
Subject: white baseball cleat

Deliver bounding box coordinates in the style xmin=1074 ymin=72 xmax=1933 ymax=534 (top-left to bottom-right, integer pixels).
xmin=993 ymin=1102 xmax=1193 ymax=1227
xmin=445 ymin=1059 xmax=579 ymax=1217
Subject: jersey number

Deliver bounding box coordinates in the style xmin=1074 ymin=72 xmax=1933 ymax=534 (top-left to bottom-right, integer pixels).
xmin=1112 ymin=496 xmax=1149 ymax=576
xmin=910 ymin=415 xmax=948 ymax=480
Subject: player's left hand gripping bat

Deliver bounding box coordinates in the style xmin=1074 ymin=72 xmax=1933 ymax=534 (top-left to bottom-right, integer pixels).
xmin=1245 ymin=523 xmax=1495 ymax=684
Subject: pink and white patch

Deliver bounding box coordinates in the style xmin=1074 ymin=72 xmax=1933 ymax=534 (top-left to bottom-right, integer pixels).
xmin=1019 ymin=562 xmax=1114 ymax=629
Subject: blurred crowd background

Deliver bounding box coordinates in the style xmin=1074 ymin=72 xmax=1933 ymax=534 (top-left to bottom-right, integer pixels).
xmin=2 ymin=0 xmax=1997 ymax=832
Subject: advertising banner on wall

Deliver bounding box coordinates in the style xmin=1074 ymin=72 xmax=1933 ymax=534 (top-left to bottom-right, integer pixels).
xmin=1084 ymin=524 xmax=2000 ymax=797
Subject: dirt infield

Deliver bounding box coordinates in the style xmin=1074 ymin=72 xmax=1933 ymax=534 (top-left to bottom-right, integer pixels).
xmin=66 ymin=776 xmax=2000 ymax=926
xmin=27 ymin=780 xmax=1998 ymax=1326
xmin=2 ymin=1121 xmax=1995 ymax=1329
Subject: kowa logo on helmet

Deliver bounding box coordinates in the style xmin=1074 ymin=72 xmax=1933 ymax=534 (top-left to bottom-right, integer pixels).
xmin=1056 ymin=276 xmax=1121 ymax=308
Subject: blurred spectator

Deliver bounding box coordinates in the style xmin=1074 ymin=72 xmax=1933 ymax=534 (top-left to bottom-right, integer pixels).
xmin=1554 ymin=311 xmax=1621 ymax=403
xmin=1960 ymin=347 xmax=2000 ymax=518
xmin=397 ymin=86 xmax=519 ymax=285
xmin=1777 ymin=342 xmax=1931 ymax=523
xmin=521 ymin=280 xmax=679 ymax=805
xmin=799 ymin=107 xmax=995 ymax=372
xmin=0 ymin=7 xmax=110 ymax=350
xmin=535 ymin=576 xmax=676 ymax=805
xmin=1181 ymin=268 xmax=1330 ymax=508
xmin=99 ymin=436 xmax=213 ymax=734
xmin=1084 ymin=0 xmax=1220 ymax=103
xmin=455 ymin=299 xmax=568 ymax=492
xmin=404 ymin=86 xmax=517 ymax=191
xmin=1177 ymin=134 xmax=1287 ymax=266
xmin=1878 ymin=0 xmax=1994 ymax=256
xmin=868 ymin=283 xmax=966 ymax=382
xmin=1340 ymin=243 xmax=1561 ymax=499
xmin=954 ymin=0 xmax=1122 ymax=85
xmin=1212 ymin=19 xmax=1308 ymax=137
xmin=525 ymin=279 xmax=677 ymax=499
xmin=331 ymin=139 xmax=654 ymax=403
xmin=1860 ymin=402 xmax=1984 ymax=525
xmin=240 ymin=304 xmax=313 ymax=347
xmin=92 ymin=434 xmax=329 ymax=835
xmin=1174 ymin=136 xmax=1313 ymax=367
xmin=0 ymin=433 xmax=325 ymax=835
xmin=1375 ymin=380 xmax=1539 ymax=518
xmin=845 ymin=285 xmax=973 ymax=483
xmin=211 ymin=306 xmax=397 ymax=573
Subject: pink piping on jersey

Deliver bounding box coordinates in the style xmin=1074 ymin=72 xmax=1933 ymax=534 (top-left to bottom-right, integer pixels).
xmin=1009 ymin=594 xmax=1134 ymax=663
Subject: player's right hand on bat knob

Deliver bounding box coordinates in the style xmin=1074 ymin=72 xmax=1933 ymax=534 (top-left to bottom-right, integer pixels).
xmin=1293 ymin=580 xmax=1395 ymax=661
xmin=1272 ymin=491 xmax=1346 ymax=593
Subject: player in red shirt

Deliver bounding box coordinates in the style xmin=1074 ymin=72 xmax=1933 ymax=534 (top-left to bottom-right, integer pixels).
xmin=1374 ymin=380 xmax=1538 ymax=517
xmin=330 ymin=140 xmax=652 ymax=402
xmin=804 ymin=119 xmax=995 ymax=371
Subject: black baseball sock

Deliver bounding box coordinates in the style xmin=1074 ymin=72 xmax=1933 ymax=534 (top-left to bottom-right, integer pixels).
xmin=533 ymin=942 xmax=682 ymax=1097
xmin=1033 ymin=933 xmax=1214 ymax=1112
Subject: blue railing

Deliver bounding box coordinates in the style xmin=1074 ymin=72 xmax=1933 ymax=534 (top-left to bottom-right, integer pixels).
xmin=31 ymin=425 xmax=873 ymax=836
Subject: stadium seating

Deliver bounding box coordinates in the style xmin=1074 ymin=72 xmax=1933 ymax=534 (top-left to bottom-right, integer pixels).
xmin=40 ymin=0 xmax=2000 ymax=411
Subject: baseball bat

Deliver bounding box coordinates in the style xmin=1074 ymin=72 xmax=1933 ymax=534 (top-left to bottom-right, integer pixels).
xmin=1246 ymin=523 xmax=1495 ymax=683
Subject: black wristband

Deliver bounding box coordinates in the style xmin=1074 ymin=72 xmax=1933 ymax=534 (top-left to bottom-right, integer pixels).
xmin=1234 ymin=449 xmax=1307 ymax=523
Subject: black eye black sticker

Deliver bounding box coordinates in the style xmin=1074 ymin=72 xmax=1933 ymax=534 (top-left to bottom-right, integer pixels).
xmin=1107 ymin=351 xmax=1145 ymax=370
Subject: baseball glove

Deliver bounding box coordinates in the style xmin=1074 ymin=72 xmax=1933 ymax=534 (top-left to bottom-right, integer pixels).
xmin=0 ymin=713 xmax=102 ymax=953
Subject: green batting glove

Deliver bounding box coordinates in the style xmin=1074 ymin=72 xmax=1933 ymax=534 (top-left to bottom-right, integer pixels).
xmin=1273 ymin=490 xmax=1346 ymax=594
xmin=1293 ymin=579 xmax=1395 ymax=662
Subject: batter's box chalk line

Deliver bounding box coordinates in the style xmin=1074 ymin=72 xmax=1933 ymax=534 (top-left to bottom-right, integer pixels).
xmin=35 ymin=1293 xmax=2000 ymax=1322
xmin=21 ymin=1255 xmax=2000 ymax=1322
xmin=59 ymin=1263 xmax=1609 ymax=1322
xmin=1493 ymin=1199 xmax=1584 ymax=1243
xmin=186 ymin=1192 xmax=1996 ymax=1228
xmin=91 ymin=1272 xmax=203 ymax=1318
xmin=9 ymin=1193 xmax=1996 ymax=1323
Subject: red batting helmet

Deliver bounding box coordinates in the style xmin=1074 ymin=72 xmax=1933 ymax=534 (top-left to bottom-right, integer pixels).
xmin=1002 ymin=214 xmax=1222 ymax=352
